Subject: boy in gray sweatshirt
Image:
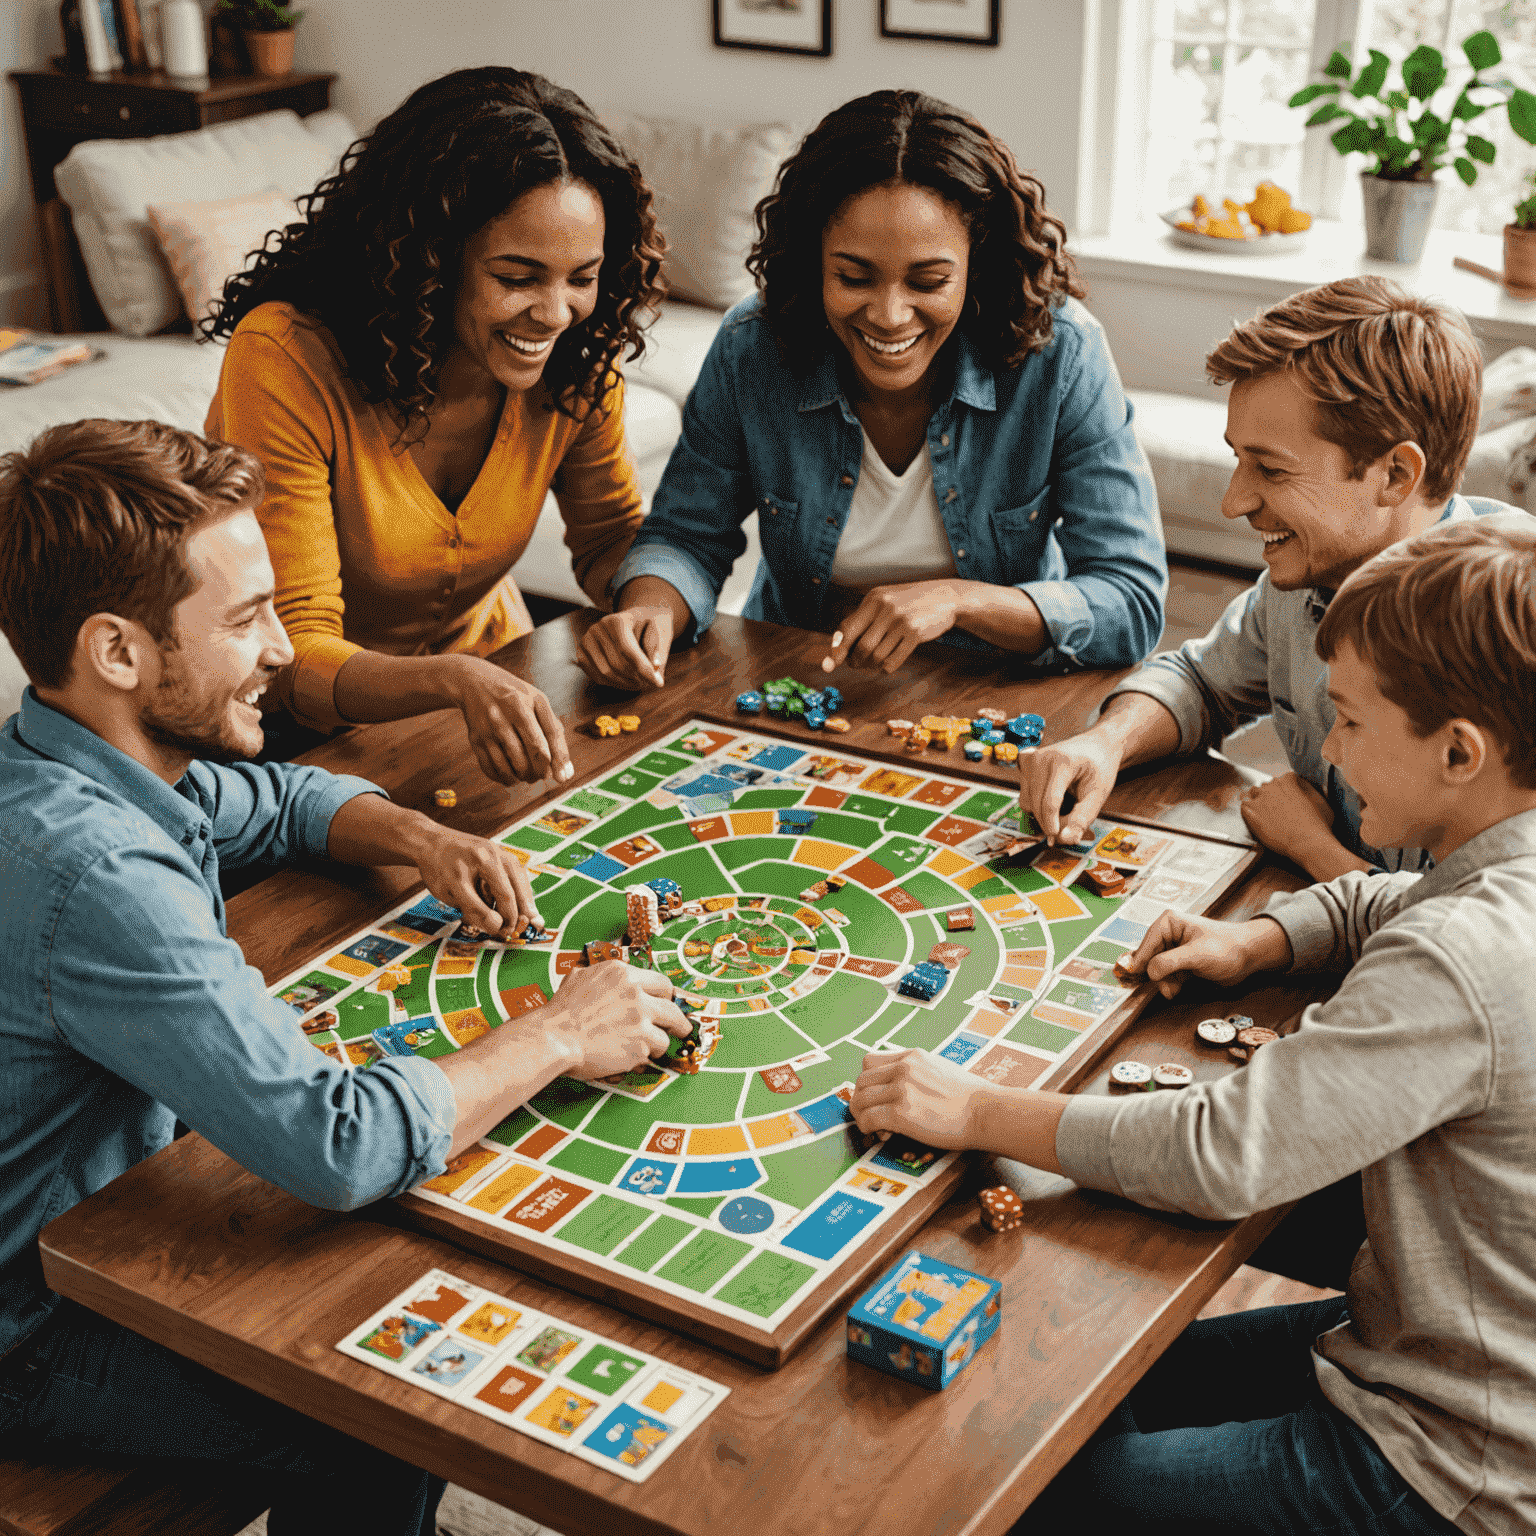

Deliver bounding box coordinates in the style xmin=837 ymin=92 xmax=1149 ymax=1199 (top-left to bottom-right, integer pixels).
xmin=852 ymin=518 xmax=1536 ymax=1536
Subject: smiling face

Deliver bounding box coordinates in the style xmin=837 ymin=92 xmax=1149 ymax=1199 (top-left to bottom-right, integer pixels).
xmin=140 ymin=508 xmax=294 ymax=765
xmin=451 ymin=180 xmax=606 ymax=393
xmin=1222 ymin=371 xmax=1427 ymax=592
xmin=1321 ymin=638 xmax=1450 ymax=853
xmin=821 ymin=181 xmax=970 ymax=402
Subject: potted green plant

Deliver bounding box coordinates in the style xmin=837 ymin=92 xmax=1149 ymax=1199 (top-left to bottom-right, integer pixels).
xmin=1506 ymin=171 xmax=1536 ymax=293
xmin=214 ymin=0 xmax=303 ymax=77
xmin=1290 ymin=31 xmax=1536 ymax=263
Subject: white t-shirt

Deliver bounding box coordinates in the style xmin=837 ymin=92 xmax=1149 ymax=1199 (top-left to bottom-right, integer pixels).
xmin=829 ymin=431 xmax=957 ymax=589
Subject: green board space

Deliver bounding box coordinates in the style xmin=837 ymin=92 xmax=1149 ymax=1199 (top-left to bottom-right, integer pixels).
xmin=616 ymin=1214 xmax=696 ymax=1272
xmin=1081 ymin=938 xmax=1130 ymax=965
xmin=334 ymin=988 xmax=389 ymax=1039
xmin=566 ymin=788 xmax=621 ymax=817
xmin=964 ymin=876 xmax=1016 ymax=902
xmin=590 ymin=801 xmax=683 ymax=845
xmin=434 ymin=976 xmax=478 ymax=1015
xmin=495 ymin=947 xmax=555 ymax=996
xmin=889 ymin=995 xmax=970 ymax=1051
xmin=392 ymin=957 xmax=435 ymax=1016
xmin=557 ymin=1196 xmax=652 ymax=1257
xmin=711 ymin=836 xmax=781 ymax=872
xmin=740 ymin=1039 xmax=865 ymax=1119
xmin=999 ymin=920 xmax=1048 ymax=950
xmin=706 ymin=1010 xmax=819 ymax=1071
xmin=657 ymin=1231 xmax=751 ymax=1293
xmin=666 ymin=1195 xmax=723 ymax=1218
xmin=528 ymin=1075 xmax=608 ymax=1130
xmin=894 ymin=869 xmax=962 ymax=910
xmin=503 ymin=825 xmax=561 ymax=854
xmin=548 ymin=841 xmax=601 ymax=871
xmin=636 ymin=845 xmax=737 ymax=900
xmin=549 ymin=1137 xmax=630 ymax=1185
xmin=757 ymin=1126 xmax=864 ymax=1209
xmin=725 ymin=858 xmax=823 ymax=903
xmin=597 ymin=767 xmax=664 ymax=799
xmin=856 ymin=998 xmax=917 ymax=1047
xmin=486 ymin=1105 xmax=540 ymax=1146
xmin=649 ymin=822 xmax=704 ymax=851
xmin=1007 ymin=1015 xmax=1078 ymax=1054
xmin=557 ymin=890 xmax=630 ymax=950
xmin=988 ymin=862 xmax=1053 ymax=895
xmin=878 ymin=803 xmax=944 ymax=835
xmin=475 ymin=954 xmax=506 ymax=1022
xmin=867 ymin=834 xmax=932 ymax=873
xmin=415 ymin=1030 xmax=459 ymax=1061
xmin=530 ymin=871 xmax=562 ymax=893
xmin=1048 ymin=914 xmax=1106 ymax=960
xmin=580 ymin=1068 xmax=745 ymax=1147
xmin=793 ymin=810 xmax=880 ymax=848
xmin=535 ymin=876 xmax=605 ymax=926
xmin=955 ymin=788 xmax=1013 ymax=822
xmin=716 ymin=1252 xmax=818 ymax=1318
xmin=782 ymin=972 xmax=889 ymax=1048
xmin=822 ymin=884 xmax=908 ymax=960
xmin=634 ymin=749 xmax=695 ymax=776
xmin=731 ymin=788 xmax=806 ymax=810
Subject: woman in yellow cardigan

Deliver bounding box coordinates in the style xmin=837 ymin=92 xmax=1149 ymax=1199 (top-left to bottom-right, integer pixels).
xmin=206 ymin=67 xmax=664 ymax=783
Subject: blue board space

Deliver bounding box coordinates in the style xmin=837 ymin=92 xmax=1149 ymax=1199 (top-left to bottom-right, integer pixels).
xmin=674 ymin=1158 xmax=765 ymax=1195
xmin=781 ymin=1193 xmax=881 ymax=1260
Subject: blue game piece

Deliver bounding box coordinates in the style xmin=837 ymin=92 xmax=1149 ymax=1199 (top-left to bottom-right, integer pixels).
xmin=736 ymin=690 xmax=763 ymax=713
xmin=981 ymin=729 xmax=1006 ymax=747
xmin=1005 ymin=713 xmax=1045 ymax=746
xmin=897 ymin=960 xmax=951 ymax=1002
xmin=806 ymin=710 xmax=826 ymax=730
xmin=767 ymin=694 xmax=789 ymax=717
xmin=822 ymin=686 xmax=843 ymax=712
xmin=801 ymin=690 xmax=825 ymax=711
xmin=645 ymin=877 xmax=682 ymax=901
xmin=963 ymin=739 xmax=986 ymax=762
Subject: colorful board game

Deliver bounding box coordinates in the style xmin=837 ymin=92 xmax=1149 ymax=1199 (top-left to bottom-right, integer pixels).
xmin=338 ymin=1268 xmax=728 ymax=1481
xmin=269 ymin=719 xmax=1257 ymax=1365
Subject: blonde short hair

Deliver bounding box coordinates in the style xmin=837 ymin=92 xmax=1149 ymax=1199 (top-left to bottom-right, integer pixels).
xmin=1316 ymin=518 xmax=1536 ymax=788
xmin=1206 ymin=276 xmax=1481 ymax=505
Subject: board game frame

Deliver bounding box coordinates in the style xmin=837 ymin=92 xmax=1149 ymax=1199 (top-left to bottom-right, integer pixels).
xmin=274 ymin=714 xmax=1260 ymax=1370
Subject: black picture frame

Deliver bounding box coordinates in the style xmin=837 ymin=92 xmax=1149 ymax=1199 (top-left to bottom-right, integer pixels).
xmin=879 ymin=0 xmax=999 ymax=47
xmin=713 ymin=0 xmax=832 ymax=58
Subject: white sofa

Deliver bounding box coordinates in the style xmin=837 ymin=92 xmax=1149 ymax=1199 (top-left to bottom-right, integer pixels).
xmin=6 ymin=105 xmax=1536 ymax=722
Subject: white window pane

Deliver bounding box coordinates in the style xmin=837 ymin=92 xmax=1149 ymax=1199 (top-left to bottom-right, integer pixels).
xmin=1173 ymin=1 xmax=1228 ymax=33
xmin=1234 ymin=0 xmax=1310 ymax=45
xmin=1369 ymin=1 xmax=1453 ymax=54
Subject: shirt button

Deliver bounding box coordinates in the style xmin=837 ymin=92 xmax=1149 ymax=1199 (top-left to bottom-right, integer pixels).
xmin=956 ymin=548 xmax=967 ymax=559
xmin=940 ymin=434 xmax=950 ymax=447
xmin=826 ymin=515 xmax=837 ymax=526
xmin=840 ymin=474 xmax=854 ymax=487
xmin=769 ymin=505 xmax=779 ymax=516
xmin=1029 ymin=509 xmax=1040 ymax=521
xmin=811 ymin=576 xmax=822 ymax=585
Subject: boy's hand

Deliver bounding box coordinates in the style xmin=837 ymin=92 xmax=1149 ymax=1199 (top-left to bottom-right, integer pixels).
xmin=1240 ymin=772 xmax=1374 ymax=882
xmin=410 ymin=827 xmax=543 ymax=937
xmin=1115 ymin=912 xmax=1293 ymax=1000
xmin=533 ymin=964 xmax=692 ymax=1081
xmin=851 ymin=1048 xmax=984 ymax=1150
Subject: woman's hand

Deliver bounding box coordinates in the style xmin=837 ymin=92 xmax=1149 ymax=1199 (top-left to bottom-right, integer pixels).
xmin=820 ymin=581 xmax=962 ymax=674
xmin=576 ymin=606 xmax=674 ymax=691
xmin=448 ymin=657 xmax=573 ymax=785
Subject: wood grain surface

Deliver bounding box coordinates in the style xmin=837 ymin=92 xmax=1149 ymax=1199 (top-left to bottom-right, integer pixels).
xmin=40 ymin=613 xmax=1333 ymax=1534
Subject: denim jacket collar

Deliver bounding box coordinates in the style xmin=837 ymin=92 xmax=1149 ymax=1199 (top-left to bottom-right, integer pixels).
xmin=14 ymin=688 xmax=206 ymax=848
xmin=795 ymin=329 xmax=998 ymax=416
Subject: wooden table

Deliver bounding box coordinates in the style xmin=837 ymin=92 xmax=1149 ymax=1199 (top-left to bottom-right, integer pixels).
xmin=39 ymin=613 xmax=1330 ymax=1536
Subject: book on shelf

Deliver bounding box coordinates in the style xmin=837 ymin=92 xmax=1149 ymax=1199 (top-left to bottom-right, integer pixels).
xmin=0 ymin=331 xmax=103 ymax=386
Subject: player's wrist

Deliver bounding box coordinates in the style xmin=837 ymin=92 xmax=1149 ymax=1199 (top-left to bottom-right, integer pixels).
xmin=1237 ymin=916 xmax=1293 ymax=975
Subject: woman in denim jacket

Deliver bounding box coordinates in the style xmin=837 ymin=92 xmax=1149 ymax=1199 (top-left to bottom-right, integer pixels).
xmin=579 ymin=89 xmax=1166 ymax=687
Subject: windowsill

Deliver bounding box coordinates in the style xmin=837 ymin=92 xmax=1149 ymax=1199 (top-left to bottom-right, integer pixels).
xmin=1073 ymin=219 xmax=1536 ymax=340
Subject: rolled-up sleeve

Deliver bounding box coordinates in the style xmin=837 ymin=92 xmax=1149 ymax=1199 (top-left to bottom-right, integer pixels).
xmin=1109 ymin=581 xmax=1274 ymax=753
xmin=49 ymin=849 xmax=454 ymax=1209
xmin=610 ymin=321 xmax=754 ymax=638
xmin=1025 ymin=324 xmax=1167 ymax=670
xmin=193 ymin=759 xmax=380 ymax=870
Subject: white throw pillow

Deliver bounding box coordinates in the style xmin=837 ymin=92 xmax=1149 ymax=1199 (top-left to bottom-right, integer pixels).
xmin=147 ymin=188 xmax=301 ymax=328
xmin=56 ymin=108 xmax=356 ymax=337
xmin=602 ymin=112 xmax=799 ymax=311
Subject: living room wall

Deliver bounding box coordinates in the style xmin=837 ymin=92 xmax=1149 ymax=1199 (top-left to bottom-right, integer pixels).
xmin=294 ymin=0 xmax=1088 ymax=228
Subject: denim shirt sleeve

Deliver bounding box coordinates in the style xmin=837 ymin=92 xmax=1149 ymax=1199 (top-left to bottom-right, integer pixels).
xmin=610 ymin=314 xmax=755 ymax=636
xmin=191 ymin=760 xmax=381 ymax=870
xmin=47 ymin=845 xmax=454 ymax=1211
xmin=1107 ymin=577 xmax=1274 ymax=752
xmin=1022 ymin=317 xmax=1167 ymax=669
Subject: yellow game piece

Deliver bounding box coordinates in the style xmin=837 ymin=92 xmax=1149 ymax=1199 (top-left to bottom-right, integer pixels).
xmin=617 ymin=714 xmax=641 ymax=732
xmin=993 ymin=742 xmax=1019 ymax=765
xmin=919 ymin=715 xmax=948 ymax=732
xmin=824 ymin=716 xmax=850 ymax=733
xmin=433 ymin=787 xmax=457 ymax=808
xmin=887 ymin=718 xmax=914 ymax=736
xmin=593 ymin=715 xmax=621 ymax=738
xmin=905 ymin=727 xmax=931 ymax=752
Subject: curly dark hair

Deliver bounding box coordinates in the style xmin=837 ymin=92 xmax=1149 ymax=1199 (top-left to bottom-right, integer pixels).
xmin=205 ymin=67 xmax=666 ymax=425
xmin=746 ymin=89 xmax=1083 ymax=375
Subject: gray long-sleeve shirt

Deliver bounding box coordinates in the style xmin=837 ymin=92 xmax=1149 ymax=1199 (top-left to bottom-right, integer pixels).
xmin=1107 ymin=494 xmax=1522 ymax=874
xmin=1057 ymin=809 xmax=1536 ymax=1536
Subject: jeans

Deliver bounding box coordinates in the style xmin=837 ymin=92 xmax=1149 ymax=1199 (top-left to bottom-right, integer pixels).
xmin=0 ymin=1302 xmax=445 ymax=1536
xmin=1022 ymin=1299 xmax=1460 ymax=1536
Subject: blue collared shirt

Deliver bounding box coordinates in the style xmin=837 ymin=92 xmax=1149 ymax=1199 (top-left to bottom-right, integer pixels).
xmin=0 ymin=692 xmax=455 ymax=1354
xmin=612 ymin=295 xmax=1167 ymax=669
xmin=1113 ymin=498 xmax=1529 ymax=872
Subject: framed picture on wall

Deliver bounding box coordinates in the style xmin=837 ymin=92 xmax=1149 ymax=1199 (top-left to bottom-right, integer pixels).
xmin=880 ymin=0 xmax=999 ymax=46
xmin=713 ymin=0 xmax=832 ymax=57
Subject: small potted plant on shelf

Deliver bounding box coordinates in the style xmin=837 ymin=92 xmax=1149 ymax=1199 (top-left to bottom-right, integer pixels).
xmin=1507 ymin=171 xmax=1536 ymax=293
xmin=213 ymin=0 xmax=304 ymax=77
xmin=1290 ymin=30 xmax=1536 ymax=264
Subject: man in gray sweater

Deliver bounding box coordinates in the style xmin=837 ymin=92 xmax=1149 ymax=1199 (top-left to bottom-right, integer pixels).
xmin=853 ymin=519 xmax=1536 ymax=1535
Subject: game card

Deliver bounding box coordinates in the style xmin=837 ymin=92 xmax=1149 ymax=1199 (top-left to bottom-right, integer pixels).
xmin=338 ymin=1268 xmax=729 ymax=1483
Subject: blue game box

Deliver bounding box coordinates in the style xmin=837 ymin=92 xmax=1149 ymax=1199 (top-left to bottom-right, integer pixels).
xmin=846 ymin=1249 xmax=1002 ymax=1389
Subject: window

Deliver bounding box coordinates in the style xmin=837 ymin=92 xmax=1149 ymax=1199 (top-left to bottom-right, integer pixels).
xmin=1137 ymin=0 xmax=1536 ymax=235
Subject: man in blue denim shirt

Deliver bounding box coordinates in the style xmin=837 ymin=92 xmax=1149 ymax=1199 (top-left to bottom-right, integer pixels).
xmin=0 ymin=421 xmax=686 ymax=1535
xmin=1024 ymin=278 xmax=1527 ymax=887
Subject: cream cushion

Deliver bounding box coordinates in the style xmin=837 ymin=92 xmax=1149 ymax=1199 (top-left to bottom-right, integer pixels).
xmin=603 ymin=111 xmax=798 ymax=310
xmin=146 ymin=188 xmax=300 ymax=328
xmin=55 ymin=108 xmax=356 ymax=337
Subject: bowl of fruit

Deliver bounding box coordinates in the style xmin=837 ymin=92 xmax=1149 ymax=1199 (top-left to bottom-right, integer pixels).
xmin=1161 ymin=182 xmax=1312 ymax=254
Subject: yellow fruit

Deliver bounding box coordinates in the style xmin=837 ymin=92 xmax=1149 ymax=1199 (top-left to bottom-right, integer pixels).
xmin=1277 ymin=207 xmax=1312 ymax=233
xmin=1191 ymin=194 xmax=1210 ymax=218
xmin=1202 ymin=216 xmax=1247 ymax=239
